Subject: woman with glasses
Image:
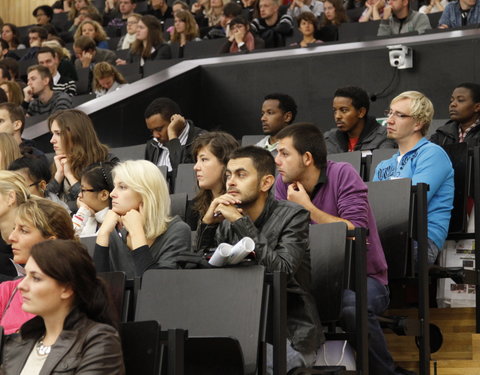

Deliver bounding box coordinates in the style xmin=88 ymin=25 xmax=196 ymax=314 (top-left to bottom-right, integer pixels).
xmin=8 ymin=155 xmax=71 ymax=213
xmin=47 ymin=110 xmax=119 ymax=213
xmin=117 ymin=13 xmax=141 ymax=50
xmin=73 ymin=162 xmax=115 ymax=237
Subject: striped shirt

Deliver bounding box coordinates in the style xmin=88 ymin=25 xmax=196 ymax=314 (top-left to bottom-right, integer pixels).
xmin=27 ymin=91 xmax=72 ymax=117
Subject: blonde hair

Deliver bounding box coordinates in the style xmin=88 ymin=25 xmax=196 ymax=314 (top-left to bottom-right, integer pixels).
xmin=113 ymin=160 xmax=171 ymax=240
xmin=391 ymin=91 xmax=434 ymax=136
xmin=74 ymin=19 xmax=108 ymax=43
xmin=16 ymin=198 xmax=76 ymax=240
xmin=0 ymin=133 xmax=21 ymax=170
xmin=42 ymin=39 xmax=71 ymax=60
xmin=0 ymin=170 xmax=30 ymax=207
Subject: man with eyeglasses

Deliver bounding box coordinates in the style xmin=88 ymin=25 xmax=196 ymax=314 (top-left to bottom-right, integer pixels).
xmin=373 ymin=90 xmax=454 ymax=265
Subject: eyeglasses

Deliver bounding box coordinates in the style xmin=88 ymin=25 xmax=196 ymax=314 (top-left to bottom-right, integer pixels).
xmin=28 ymin=181 xmax=40 ymax=187
xmin=384 ymin=110 xmax=413 ymax=119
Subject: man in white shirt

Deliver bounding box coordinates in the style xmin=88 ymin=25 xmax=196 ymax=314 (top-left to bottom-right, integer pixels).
xmin=37 ymin=47 xmax=76 ymax=97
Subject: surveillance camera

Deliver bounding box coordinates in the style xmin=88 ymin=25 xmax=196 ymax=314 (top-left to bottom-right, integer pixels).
xmin=387 ymin=45 xmax=413 ymax=69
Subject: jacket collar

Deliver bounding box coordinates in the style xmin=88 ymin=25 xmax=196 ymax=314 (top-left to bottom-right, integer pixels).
xmin=333 ymin=116 xmax=380 ymax=150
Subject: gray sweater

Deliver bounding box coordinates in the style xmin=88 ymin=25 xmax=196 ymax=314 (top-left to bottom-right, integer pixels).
xmin=377 ymin=10 xmax=431 ymax=36
xmin=94 ymin=215 xmax=191 ymax=278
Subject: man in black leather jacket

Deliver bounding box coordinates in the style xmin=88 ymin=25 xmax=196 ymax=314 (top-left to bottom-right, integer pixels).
xmin=196 ymin=146 xmax=323 ymax=373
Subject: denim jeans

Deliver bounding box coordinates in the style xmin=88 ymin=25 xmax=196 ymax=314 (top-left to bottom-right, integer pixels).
xmin=413 ymin=238 xmax=440 ymax=265
xmin=341 ymin=277 xmax=399 ymax=375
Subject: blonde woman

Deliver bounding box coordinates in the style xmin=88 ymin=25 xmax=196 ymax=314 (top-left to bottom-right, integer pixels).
xmin=0 ymin=171 xmax=30 ymax=280
xmin=94 ymin=160 xmax=191 ymax=278
xmin=0 ymin=133 xmax=21 ymax=170
xmin=92 ymin=62 xmax=128 ymax=97
xmin=74 ymin=19 xmax=109 ymax=49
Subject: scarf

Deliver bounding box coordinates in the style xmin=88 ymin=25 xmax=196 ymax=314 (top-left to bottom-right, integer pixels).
xmin=230 ymin=32 xmax=255 ymax=53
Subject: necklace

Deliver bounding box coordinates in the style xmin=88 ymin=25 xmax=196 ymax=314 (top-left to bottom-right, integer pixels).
xmin=36 ymin=337 xmax=52 ymax=356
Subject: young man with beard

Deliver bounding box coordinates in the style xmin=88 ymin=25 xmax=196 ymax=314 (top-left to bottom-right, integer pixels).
xmin=197 ymin=146 xmax=323 ymax=374
xmin=324 ymin=86 xmax=396 ymax=154
xmin=273 ymin=123 xmax=412 ymax=375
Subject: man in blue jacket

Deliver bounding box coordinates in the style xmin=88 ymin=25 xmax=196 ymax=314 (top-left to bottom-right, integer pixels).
xmin=438 ymin=0 xmax=480 ymax=28
xmin=373 ymin=91 xmax=454 ymax=264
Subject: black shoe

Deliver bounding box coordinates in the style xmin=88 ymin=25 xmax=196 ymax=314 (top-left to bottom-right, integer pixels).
xmin=395 ymin=366 xmax=417 ymax=375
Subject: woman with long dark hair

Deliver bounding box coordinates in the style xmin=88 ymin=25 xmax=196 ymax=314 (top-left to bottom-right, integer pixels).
xmin=47 ymin=109 xmax=118 ymax=211
xmin=117 ymin=15 xmax=171 ymax=67
xmin=317 ymin=0 xmax=348 ymax=41
xmin=190 ymin=132 xmax=239 ymax=226
xmin=1 ymin=239 xmax=125 ymax=374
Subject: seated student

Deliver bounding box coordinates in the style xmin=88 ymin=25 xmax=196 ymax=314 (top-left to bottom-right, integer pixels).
xmin=287 ymin=0 xmax=324 ymax=18
xmin=196 ymin=146 xmax=323 ymax=373
xmin=92 ymin=62 xmax=128 ymax=97
xmin=317 ymin=0 xmax=348 ymax=41
xmin=117 ymin=13 xmax=141 ymax=50
xmin=0 ymin=103 xmax=46 ymax=158
xmin=374 ymin=91 xmax=454 ymax=264
xmin=22 ymin=65 xmax=72 ymax=117
xmin=72 ymin=162 xmax=115 ymax=237
xmin=0 ymin=171 xmax=30 ymax=281
xmin=144 ymin=97 xmax=206 ymax=185
xmin=419 ymin=0 xmax=448 ymax=14
xmin=0 ymin=133 xmax=21 ymax=170
xmin=33 ymin=5 xmax=55 ymax=27
xmin=290 ymin=12 xmax=323 ymax=47
xmin=359 ymin=0 xmax=385 ymax=22
xmin=37 ymin=47 xmax=77 ymax=97
xmin=74 ymin=19 xmax=109 ymax=49
xmin=273 ymin=123 xmax=398 ymax=375
xmin=116 ymin=15 xmax=171 ymax=68
xmin=73 ymin=36 xmax=117 ymax=70
xmin=21 ymin=26 xmax=49 ymax=61
xmin=189 ymin=131 xmax=240 ymax=228
xmin=94 ymin=160 xmax=191 ymax=278
xmin=8 ymin=155 xmax=70 ymax=212
xmin=325 ymin=86 xmax=397 ymax=153
xmin=0 ymin=198 xmax=76 ymax=335
xmin=52 ymin=0 xmax=73 ymax=14
xmin=169 ymin=10 xmax=201 ymax=58
xmin=1 ymin=23 xmax=26 ymax=51
xmin=430 ymin=82 xmax=480 ymax=147
xmin=0 ymin=81 xmax=24 ymax=106
xmin=1 ymin=239 xmax=125 ymax=374
xmin=251 ymin=0 xmax=294 ymax=48
xmin=220 ymin=16 xmax=265 ymax=53
xmin=68 ymin=4 xmax=103 ymax=33
xmin=47 ymin=109 xmax=119 ymax=212
xmin=204 ymin=2 xmax=242 ymax=39
xmin=438 ymin=0 xmax=480 ymax=28
xmin=104 ymin=0 xmax=138 ymax=28
xmin=377 ymin=0 xmax=431 ymax=35
xmin=256 ymin=93 xmax=297 ymax=156
xmin=146 ymin=0 xmax=173 ymax=22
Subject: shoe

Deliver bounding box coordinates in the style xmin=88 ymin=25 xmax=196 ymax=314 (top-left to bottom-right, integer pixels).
xmin=395 ymin=365 xmax=417 ymax=375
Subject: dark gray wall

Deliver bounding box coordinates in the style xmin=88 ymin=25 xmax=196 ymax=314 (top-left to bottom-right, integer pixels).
xmin=198 ymin=37 xmax=480 ymax=137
